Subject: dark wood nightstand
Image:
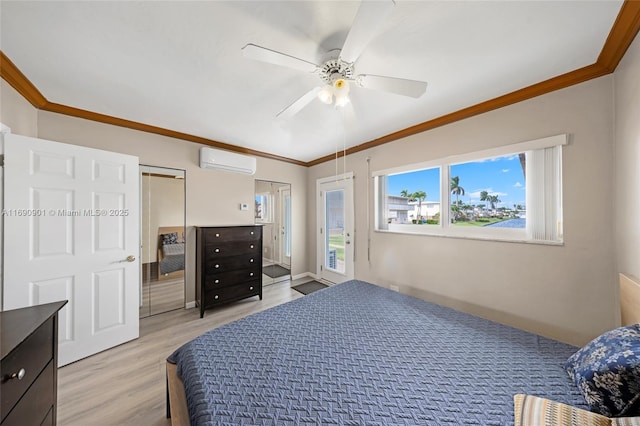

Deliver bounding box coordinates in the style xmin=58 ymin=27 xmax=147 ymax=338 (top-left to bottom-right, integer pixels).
xmin=1 ymin=301 xmax=67 ymax=425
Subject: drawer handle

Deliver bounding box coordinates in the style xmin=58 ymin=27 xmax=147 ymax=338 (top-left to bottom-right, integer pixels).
xmin=214 ymin=279 xmax=219 ymax=284
xmin=250 ymin=258 xmax=254 ymax=263
xmin=250 ymin=231 xmax=254 ymax=235
xmin=214 ymin=295 xmax=219 ymax=300
xmin=250 ymin=244 xmax=254 ymax=249
xmin=215 ymin=264 xmax=220 ymax=269
xmin=10 ymin=368 xmax=26 ymax=381
xmin=214 ymin=248 xmax=220 ymax=253
xmin=249 ymin=272 xmax=254 ymax=277
xmin=249 ymin=286 xmax=254 ymax=291
xmin=215 ymin=233 xmax=220 ymax=237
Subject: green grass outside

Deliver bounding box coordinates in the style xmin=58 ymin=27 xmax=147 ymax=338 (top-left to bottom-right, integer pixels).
xmin=328 ymin=234 xmax=345 ymax=261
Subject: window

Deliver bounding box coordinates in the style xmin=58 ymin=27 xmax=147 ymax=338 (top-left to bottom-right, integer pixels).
xmin=382 ymin=167 xmax=440 ymax=225
xmin=449 ymin=153 xmax=526 ymax=229
xmin=374 ymin=135 xmax=565 ymax=244
xmin=255 ymin=193 xmax=272 ymax=222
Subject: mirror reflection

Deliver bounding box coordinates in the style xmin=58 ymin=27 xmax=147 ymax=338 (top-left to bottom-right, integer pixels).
xmin=255 ymin=180 xmax=291 ymax=286
xmin=140 ymin=166 xmax=186 ymax=318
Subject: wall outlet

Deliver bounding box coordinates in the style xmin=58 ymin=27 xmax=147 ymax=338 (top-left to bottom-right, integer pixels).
xmin=389 ymin=284 xmax=400 ymax=292
xmin=240 ymin=203 xmax=248 ymax=211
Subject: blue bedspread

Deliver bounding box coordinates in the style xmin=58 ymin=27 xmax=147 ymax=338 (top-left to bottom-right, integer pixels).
xmin=160 ymin=243 xmax=185 ymax=274
xmin=168 ymin=280 xmax=587 ymax=425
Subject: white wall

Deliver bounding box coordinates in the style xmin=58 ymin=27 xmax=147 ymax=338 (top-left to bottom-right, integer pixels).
xmin=309 ymin=75 xmax=616 ymax=346
xmin=0 ymin=80 xmax=38 ymax=139
xmin=614 ymin=35 xmax=640 ymax=280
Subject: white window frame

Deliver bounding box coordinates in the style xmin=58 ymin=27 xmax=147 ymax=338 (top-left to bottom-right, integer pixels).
xmin=373 ymin=134 xmax=566 ymax=245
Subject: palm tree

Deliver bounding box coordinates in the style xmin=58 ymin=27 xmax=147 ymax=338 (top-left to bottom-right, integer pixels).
xmin=450 ymin=176 xmax=465 ymax=206
xmin=488 ymin=194 xmax=501 ymax=210
xmin=411 ymin=190 xmax=426 ymax=221
xmin=480 ymin=191 xmax=489 ymax=214
xmin=400 ymin=189 xmax=410 ymax=198
xmin=450 ymin=176 xmax=465 ymax=221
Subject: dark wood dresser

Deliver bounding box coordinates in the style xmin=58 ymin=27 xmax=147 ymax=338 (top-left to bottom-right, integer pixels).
xmin=1 ymin=301 xmax=67 ymax=426
xmin=196 ymin=225 xmax=263 ymax=317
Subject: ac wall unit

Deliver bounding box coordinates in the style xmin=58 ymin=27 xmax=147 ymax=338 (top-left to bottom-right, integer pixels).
xmin=199 ymin=147 xmax=256 ymax=175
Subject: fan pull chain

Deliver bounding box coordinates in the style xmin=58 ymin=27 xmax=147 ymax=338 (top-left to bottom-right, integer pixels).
xmin=343 ymin=110 xmax=347 ymax=179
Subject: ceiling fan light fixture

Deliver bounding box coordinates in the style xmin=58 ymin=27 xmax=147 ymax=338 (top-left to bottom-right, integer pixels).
xmin=334 ymin=94 xmax=350 ymax=108
xmin=332 ymin=78 xmax=351 ymax=108
xmin=318 ymin=85 xmax=334 ymax=104
xmin=333 ymin=78 xmax=346 ymax=89
xmin=332 ymin=78 xmax=350 ymax=95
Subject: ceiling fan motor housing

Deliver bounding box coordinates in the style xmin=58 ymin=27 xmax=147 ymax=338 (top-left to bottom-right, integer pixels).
xmin=318 ymin=58 xmax=354 ymax=84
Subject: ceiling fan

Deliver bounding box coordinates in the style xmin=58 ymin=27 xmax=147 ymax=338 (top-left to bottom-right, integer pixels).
xmin=241 ymin=0 xmax=428 ymax=119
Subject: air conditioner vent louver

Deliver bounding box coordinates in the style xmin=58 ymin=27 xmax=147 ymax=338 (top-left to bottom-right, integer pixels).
xmin=199 ymin=147 xmax=256 ymax=175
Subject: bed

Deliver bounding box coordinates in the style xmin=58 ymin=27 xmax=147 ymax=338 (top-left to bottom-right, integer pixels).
xmin=158 ymin=226 xmax=185 ymax=280
xmin=166 ymin=274 xmax=640 ymax=425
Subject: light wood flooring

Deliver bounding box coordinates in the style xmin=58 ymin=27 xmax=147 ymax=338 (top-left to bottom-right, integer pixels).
xmin=139 ymin=277 xmax=185 ymax=318
xmin=57 ymin=280 xmax=306 ymax=425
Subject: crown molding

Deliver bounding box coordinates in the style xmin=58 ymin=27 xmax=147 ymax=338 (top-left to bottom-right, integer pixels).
xmin=305 ymin=62 xmax=608 ymax=166
xmin=39 ymin=102 xmax=307 ymax=166
xmin=1 ymin=1 xmax=639 ymax=168
xmin=597 ymin=0 xmax=640 ymax=72
xmin=0 ymin=51 xmax=47 ymax=108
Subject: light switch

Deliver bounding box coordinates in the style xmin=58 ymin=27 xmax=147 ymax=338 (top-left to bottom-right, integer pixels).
xmin=240 ymin=203 xmax=248 ymax=211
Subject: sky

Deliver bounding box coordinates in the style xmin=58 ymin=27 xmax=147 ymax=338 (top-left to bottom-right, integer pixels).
xmin=387 ymin=155 xmax=526 ymax=208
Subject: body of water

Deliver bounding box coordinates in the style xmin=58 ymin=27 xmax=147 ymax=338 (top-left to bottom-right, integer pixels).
xmin=485 ymin=218 xmax=526 ymax=228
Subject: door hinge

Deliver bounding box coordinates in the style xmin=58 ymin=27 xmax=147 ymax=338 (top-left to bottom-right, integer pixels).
xmin=320 ymin=227 xmax=323 ymax=234
xmin=320 ymin=265 xmax=323 ymax=271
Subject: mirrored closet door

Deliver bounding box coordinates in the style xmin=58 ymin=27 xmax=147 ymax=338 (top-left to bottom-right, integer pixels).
xmin=255 ymin=180 xmax=292 ymax=286
xmin=139 ymin=166 xmax=186 ymax=318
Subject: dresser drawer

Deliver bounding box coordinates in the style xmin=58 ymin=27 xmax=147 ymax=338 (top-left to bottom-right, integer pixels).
xmin=204 ymin=266 xmax=261 ymax=288
xmin=203 ymin=255 xmax=259 ymax=273
xmin=1 ymin=317 xmax=53 ymax=421
xmin=201 ymin=227 xmax=261 ymax=242
xmin=205 ymin=281 xmax=261 ymax=306
xmin=203 ymin=240 xmax=261 ymax=259
xmin=2 ymin=360 xmax=54 ymax=426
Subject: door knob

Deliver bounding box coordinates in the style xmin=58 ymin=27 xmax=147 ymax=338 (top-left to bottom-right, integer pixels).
xmin=126 ymin=255 xmax=136 ymax=262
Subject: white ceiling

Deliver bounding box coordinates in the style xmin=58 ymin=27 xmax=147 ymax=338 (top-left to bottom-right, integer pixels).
xmin=0 ymin=1 xmax=623 ymax=163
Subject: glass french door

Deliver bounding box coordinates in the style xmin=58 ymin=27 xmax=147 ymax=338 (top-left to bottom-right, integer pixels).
xmin=318 ymin=173 xmax=354 ymax=283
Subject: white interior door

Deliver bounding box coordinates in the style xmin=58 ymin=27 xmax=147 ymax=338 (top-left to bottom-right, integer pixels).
xmin=317 ymin=173 xmax=354 ymax=283
xmin=3 ymin=134 xmax=140 ymax=366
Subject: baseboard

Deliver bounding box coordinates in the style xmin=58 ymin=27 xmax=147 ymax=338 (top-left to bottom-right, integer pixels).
xmin=291 ymin=272 xmax=318 ymax=281
xmin=185 ymin=301 xmax=196 ymax=309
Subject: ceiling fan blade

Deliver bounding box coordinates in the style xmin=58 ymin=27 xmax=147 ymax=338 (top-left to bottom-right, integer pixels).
xmin=276 ymin=87 xmax=322 ymax=119
xmin=356 ymin=74 xmax=427 ymax=98
xmin=242 ymin=44 xmax=318 ymax=73
xmin=339 ymin=0 xmax=396 ymax=64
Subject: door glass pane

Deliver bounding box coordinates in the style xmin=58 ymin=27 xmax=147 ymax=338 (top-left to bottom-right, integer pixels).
xmin=284 ymin=194 xmax=291 ymax=259
xmin=325 ymin=189 xmax=345 ymax=273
